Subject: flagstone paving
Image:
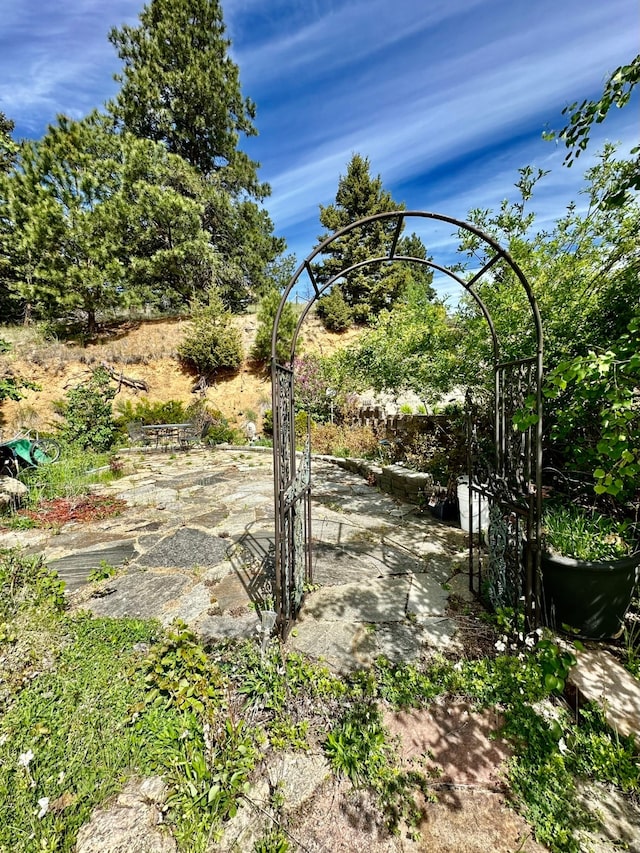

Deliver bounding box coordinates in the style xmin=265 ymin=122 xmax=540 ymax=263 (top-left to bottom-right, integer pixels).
xmin=9 ymin=446 xmax=470 ymax=667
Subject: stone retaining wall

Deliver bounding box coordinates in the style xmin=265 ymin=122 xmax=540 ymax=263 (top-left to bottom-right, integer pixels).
xmin=316 ymin=454 xmax=445 ymax=505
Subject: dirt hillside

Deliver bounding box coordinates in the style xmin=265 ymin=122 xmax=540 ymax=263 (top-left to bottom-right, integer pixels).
xmin=0 ymin=312 xmax=363 ymax=438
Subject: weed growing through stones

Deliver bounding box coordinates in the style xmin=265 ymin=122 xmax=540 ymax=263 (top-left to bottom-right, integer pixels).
xmin=87 ymin=560 xmax=118 ymax=583
xmin=0 ymin=548 xmax=66 ymax=620
xmin=254 ymin=826 xmax=290 ymax=853
xmin=324 ymin=700 xmax=433 ymax=833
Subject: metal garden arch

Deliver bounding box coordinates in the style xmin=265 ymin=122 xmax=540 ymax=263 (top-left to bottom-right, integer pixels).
xmin=271 ymin=211 xmax=543 ymax=638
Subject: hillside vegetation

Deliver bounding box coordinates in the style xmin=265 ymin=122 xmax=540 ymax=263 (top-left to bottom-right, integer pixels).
xmin=0 ymin=312 xmax=363 ymax=438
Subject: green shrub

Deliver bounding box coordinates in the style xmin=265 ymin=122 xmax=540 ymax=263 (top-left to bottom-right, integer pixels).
xmin=56 ymin=367 xmax=117 ymax=451
xmin=115 ymin=398 xmax=189 ymax=427
xmin=294 ymin=410 xmax=313 ymax=440
xmin=177 ymin=290 xmax=243 ymax=375
xmin=316 ymin=286 xmax=352 ymax=332
xmin=204 ymin=409 xmax=240 ymax=445
xmin=252 ymin=288 xmax=297 ymax=364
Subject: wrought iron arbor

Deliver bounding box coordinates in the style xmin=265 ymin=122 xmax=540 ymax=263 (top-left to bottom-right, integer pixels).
xmin=271 ymin=211 xmax=543 ymax=637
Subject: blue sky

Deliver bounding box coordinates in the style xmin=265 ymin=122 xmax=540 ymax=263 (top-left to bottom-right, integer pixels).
xmin=0 ymin=0 xmax=638 ymax=302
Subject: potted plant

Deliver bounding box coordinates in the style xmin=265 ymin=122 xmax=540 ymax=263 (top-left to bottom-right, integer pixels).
xmin=539 ymin=504 xmax=640 ymax=640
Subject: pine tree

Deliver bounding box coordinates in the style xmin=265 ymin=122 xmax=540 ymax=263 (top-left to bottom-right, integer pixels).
xmin=316 ymin=154 xmax=412 ymax=322
xmin=109 ymin=0 xmax=284 ymax=308
xmin=252 ymin=288 xmax=297 ymax=364
xmin=109 ymin=0 xmax=263 ymax=193
xmin=177 ymin=288 xmax=244 ymax=375
xmin=5 ymin=113 xmax=126 ymax=334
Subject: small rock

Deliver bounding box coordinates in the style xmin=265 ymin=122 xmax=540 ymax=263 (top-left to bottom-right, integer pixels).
xmin=75 ymin=777 xmax=176 ymax=853
xmin=0 ymin=474 xmax=28 ymax=509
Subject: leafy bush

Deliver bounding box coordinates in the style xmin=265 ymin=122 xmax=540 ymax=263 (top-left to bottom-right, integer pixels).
xmin=177 ymin=290 xmax=243 ymax=375
xmin=115 ymin=397 xmax=190 ymax=427
xmin=545 ymin=313 xmax=640 ymax=501
xmin=56 ymin=367 xmax=117 ymax=451
xmin=204 ymin=409 xmax=240 ymax=445
xmin=316 ymin=286 xmax=352 ymax=332
xmin=0 ymin=549 xmax=66 ymax=620
xmin=295 ymin=410 xmax=313 ymax=440
xmin=0 ymin=339 xmax=39 ymax=404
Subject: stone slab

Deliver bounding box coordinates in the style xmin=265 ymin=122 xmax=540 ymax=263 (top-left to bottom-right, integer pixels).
xmin=159 ymin=581 xmax=215 ymax=625
xmin=266 ymin=752 xmax=331 ymax=811
xmin=189 ymin=508 xmax=230 ymax=528
xmin=577 ymin=781 xmax=640 ymax=852
xmin=447 ymin=569 xmax=476 ymax=602
xmin=411 ymin=615 xmax=457 ymax=649
xmin=569 ymin=647 xmax=640 ymax=740
xmin=312 ymin=549 xmax=388 ymax=586
xmin=373 ymin=622 xmax=429 ymax=663
xmin=406 ymin=572 xmax=449 ymax=618
xmin=207 ymin=573 xmax=252 ymax=614
xmin=196 ymin=613 xmax=260 ymax=643
xmin=76 ymin=776 xmax=176 ymax=853
xmin=299 ymin=576 xmax=411 ymax=623
xmin=48 ymin=542 xmax=138 ymax=591
xmin=83 ymin=570 xmax=191 ymax=619
xmin=289 ymin=618 xmax=378 ymax=672
xmin=136 ymin=527 xmax=229 ymax=568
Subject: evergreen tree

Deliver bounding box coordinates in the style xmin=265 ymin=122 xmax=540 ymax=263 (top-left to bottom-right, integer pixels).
xmin=252 ymin=288 xmax=297 ymax=364
xmin=316 ymin=285 xmax=352 ymax=332
xmin=117 ymin=134 xmax=221 ymax=308
xmin=317 ymin=154 xmax=431 ymax=322
xmin=0 ymin=112 xmax=22 ymax=321
xmin=0 ymin=112 xmax=18 ymax=174
xmin=109 ymin=0 xmax=284 ymax=308
xmin=4 ymin=113 xmax=126 ymax=333
xmin=109 ymin=0 xmax=263 ymax=193
xmin=397 ymin=232 xmax=436 ymax=301
xmin=2 ymin=112 xmax=228 ymax=330
xmin=177 ymin=288 xmax=243 ymax=375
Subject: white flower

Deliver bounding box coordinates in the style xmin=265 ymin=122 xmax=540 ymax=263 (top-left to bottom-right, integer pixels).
xmin=37 ymin=797 xmax=49 ymax=819
xmin=18 ymin=749 xmax=34 ymax=769
xmin=524 ymin=634 xmax=536 ymax=649
xmin=494 ymin=639 xmax=507 ymax=652
xmin=558 ymin=737 xmax=569 ymax=755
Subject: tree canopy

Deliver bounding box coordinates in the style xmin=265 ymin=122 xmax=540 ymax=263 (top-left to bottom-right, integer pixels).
xmin=109 ymin=0 xmax=264 ymax=196
xmin=316 ymin=154 xmax=433 ymax=324
xmin=0 ymin=0 xmax=287 ymax=330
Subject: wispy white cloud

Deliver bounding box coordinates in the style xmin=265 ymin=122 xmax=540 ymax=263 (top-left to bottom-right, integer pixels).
xmin=0 ymin=0 xmax=637 ymax=301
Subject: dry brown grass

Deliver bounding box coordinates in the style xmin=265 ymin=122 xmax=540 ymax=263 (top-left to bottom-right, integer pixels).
xmin=0 ymin=314 xmax=363 ymax=437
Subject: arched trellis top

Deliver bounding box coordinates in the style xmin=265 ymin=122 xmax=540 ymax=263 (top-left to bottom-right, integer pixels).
xmin=271 ymin=210 xmax=543 ymax=365
xmin=270 ymin=209 xmax=544 ymax=638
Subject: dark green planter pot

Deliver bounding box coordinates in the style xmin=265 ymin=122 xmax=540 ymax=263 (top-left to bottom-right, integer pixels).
xmin=540 ymin=550 xmax=640 ymax=640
